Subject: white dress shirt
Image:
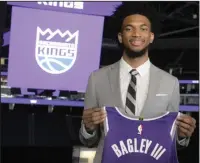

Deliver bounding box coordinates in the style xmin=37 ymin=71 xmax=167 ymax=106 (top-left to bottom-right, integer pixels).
xmin=81 ymin=57 xmax=150 ymax=138
xmin=120 ymin=57 xmax=150 ymax=116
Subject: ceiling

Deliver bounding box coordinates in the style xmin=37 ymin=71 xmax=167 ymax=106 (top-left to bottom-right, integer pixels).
xmin=4 ymin=1 xmax=199 ymax=38
xmin=102 ymin=1 xmax=199 ymax=39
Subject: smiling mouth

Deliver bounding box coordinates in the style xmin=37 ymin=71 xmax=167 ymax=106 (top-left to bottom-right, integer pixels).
xmin=129 ymin=40 xmax=144 ymax=46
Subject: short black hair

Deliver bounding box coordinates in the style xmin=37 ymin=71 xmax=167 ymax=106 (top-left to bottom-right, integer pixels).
xmin=112 ymin=2 xmax=161 ymax=38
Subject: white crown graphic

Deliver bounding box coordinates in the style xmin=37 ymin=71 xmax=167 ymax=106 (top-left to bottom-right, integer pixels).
xmin=36 ymin=27 xmax=79 ymax=44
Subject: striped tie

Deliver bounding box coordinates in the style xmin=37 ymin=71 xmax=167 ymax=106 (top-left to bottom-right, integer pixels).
xmin=125 ymin=69 xmax=138 ymax=115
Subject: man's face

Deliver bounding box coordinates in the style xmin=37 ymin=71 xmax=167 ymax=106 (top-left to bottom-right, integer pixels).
xmin=118 ymin=14 xmax=154 ymax=58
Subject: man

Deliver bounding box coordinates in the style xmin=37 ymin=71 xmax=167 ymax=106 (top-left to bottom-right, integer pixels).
xmin=79 ymin=2 xmax=196 ymax=163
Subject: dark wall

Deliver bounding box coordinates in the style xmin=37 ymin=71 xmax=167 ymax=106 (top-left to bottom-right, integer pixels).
xmin=1 ymin=104 xmax=80 ymax=162
xmin=1 ymin=104 xmax=199 ymax=163
xmin=177 ymin=112 xmax=199 ymax=163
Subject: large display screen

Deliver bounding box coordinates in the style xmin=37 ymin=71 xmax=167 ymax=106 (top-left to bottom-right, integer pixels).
xmin=8 ymin=1 xmax=122 ymax=16
xmin=8 ymin=7 xmax=104 ymax=92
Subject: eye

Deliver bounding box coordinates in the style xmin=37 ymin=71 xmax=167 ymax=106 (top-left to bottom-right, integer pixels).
xmin=124 ymin=26 xmax=132 ymax=32
xmin=141 ymin=27 xmax=148 ymax=31
xmin=125 ymin=28 xmax=131 ymax=31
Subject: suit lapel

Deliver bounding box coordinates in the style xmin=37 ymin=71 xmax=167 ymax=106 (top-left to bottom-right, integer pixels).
xmin=107 ymin=61 xmax=162 ymax=117
xmin=108 ymin=61 xmax=124 ymax=110
xmin=140 ymin=64 xmax=162 ymax=117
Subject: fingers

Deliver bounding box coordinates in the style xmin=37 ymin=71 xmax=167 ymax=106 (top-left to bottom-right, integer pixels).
xmin=177 ymin=126 xmax=189 ymax=138
xmin=92 ymin=109 xmax=106 ymax=118
xmin=177 ymin=125 xmax=194 ymax=137
xmin=176 ymin=114 xmax=196 ymax=138
xmin=82 ymin=107 xmax=107 ymax=130
xmin=176 ymin=120 xmax=191 ymax=131
xmin=83 ymin=108 xmax=105 ymax=117
xmin=83 ymin=108 xmax=95 ymax=117
xmin=94 ymin=108 xmax=103 ymax=112
xmin=90 ymin=108 xmax=106 ymax=124
xmin=177 ymin=115 xmax=196 ymax=128
xmin=92 ymin=113 xmax=107 ymax=124
xmin=176 ymin=121 xmax=195 ymax=137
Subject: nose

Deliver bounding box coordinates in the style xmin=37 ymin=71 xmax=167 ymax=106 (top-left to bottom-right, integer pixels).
xmin=131 ymin=29 xmax=141 ymax=37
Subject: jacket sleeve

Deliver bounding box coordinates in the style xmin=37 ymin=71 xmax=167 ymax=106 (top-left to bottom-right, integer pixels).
xmin=168 ymin=78 xmax=190 ymax=148
xmin=79 ymin=72 xmax=101 ymax=147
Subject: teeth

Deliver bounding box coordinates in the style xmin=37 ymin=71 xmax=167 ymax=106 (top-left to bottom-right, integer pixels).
xmin=131 ymin=41 xmax=143 ymax=45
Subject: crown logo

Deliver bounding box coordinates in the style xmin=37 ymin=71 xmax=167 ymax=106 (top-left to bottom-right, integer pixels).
xmin=36 ymin=27 xmax=79 ymax=44
xmin=35 ymin=26 xmax=78 ymax=74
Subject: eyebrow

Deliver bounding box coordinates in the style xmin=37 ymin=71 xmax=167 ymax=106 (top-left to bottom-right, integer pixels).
xmin=140 ymin=24 xmax=149 ymax=28
xmin=124 ymin=23 xmax=149 ymax=28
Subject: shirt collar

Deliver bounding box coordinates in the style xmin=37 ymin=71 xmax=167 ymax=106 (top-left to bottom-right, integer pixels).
xmin=120 ymin=57 xmax=150 ymax=77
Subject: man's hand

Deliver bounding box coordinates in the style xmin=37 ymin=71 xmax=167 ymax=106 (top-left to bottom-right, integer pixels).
xmin=176 ymin=114 xmax=196 ymax=138
xmin=82 ymin=108 xmax=107 ymax=133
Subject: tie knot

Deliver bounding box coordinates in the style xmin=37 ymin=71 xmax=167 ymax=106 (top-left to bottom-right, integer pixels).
xmin=130 ymin=69 xmax=138 ymax=76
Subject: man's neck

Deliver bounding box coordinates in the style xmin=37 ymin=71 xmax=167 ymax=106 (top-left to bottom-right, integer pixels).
xmin=122 ymin=52 xmax=149 ymax=68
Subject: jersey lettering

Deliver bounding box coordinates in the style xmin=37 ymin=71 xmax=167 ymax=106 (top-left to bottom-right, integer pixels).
xmin=102 ymin=107 xmax=179 ymax=163
xmin=111 ymin=138 xmax=165 ymax=160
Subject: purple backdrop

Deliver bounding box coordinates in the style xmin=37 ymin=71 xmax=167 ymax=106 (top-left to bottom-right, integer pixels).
xmin=8 ymin=7 xmax=104 ymax=92
xmin=8 ymin=1 xmax=122 ymax=16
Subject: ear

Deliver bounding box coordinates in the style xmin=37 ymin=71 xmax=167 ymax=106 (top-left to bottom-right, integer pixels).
xmin=118 ymin=32 xmax=122 ymax=44
xmin=150 ymin=32 xmax=154 ymax=43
